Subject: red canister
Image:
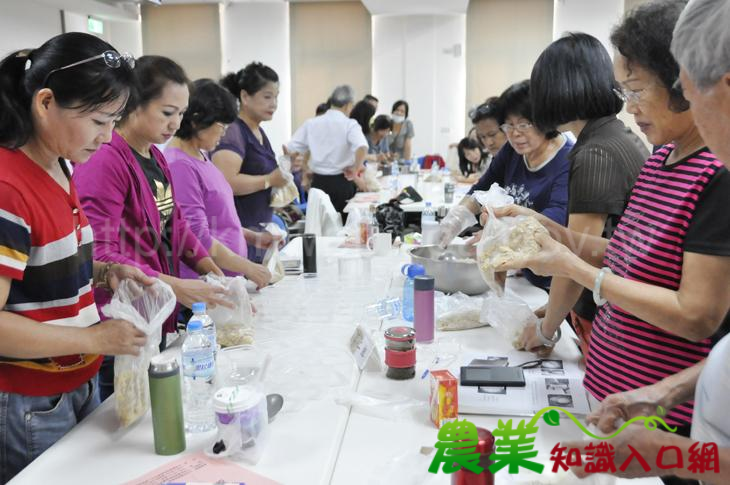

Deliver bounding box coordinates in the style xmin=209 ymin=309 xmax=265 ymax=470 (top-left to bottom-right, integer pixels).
xmin=384 ymin=326 xmax=416 ymax=380
xmin=451 ymin=427 xmax=495 ymax=485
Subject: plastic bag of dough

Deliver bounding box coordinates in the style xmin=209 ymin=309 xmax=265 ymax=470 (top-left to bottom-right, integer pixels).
xmin=270 ymin=154 xmax=299 ymax=208
xmin=102 ymin=279 xmax=176 ymax=427
xmin=476 ymin=206 xmax=548 ymax=296
xmin=202 ymin=273 xmax=255 ymax=347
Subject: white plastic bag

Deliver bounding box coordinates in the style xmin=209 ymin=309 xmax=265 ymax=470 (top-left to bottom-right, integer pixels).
xmin=481 ymin=293 xmax=538 ymax=349
xmin=475 ymin=185 xmax=547 ymax=295
xmin=471 ymin=182 xmax=514 ymax=208
xmin=361 ymin=163 xmax=381 ymax=192
xmin=261 ymin=222 xmax=286 ymax=284
xmin=270 ymin=155 xmax=299 ymax=208
xmin=262 ymin=244 xmax=285 ymax=284
xmin=203 ymin=273 xmax=255 ymax=347
xmin=435 ymin=292 xmax=487 ymax=331
xmin=102 ymin=279 xmax=176 ymax=427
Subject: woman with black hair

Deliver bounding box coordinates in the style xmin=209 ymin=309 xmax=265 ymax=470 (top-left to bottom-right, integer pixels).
xmin=350 ymin=101 xmax=391 ymax=164
xmin=367 ymin=114 xmax=393 ymax=164
xmin=440 ymin=80 xmax=573 ymax=290
xmin=350 ymin=99 xmax=375 ymax=137
xmin=165 ymin=79 xmax=271 ymax=289
xmin=519 ymin=32 xmax=648 ymax=357
xmin=388 ymin=99 xmax=414 ymax=160
xmin=0 ymin=33 xmax=153 ymax=483
xmin=212 ymin=62 xmax=287 ymax=263
xmin=454 ymin=137 xmax=485 ymax=184
xmin=73 ymin=56 xmax=230 ymax=400
xmin=470 ymin=96 xmax=507 ymax=157
xmin=494 ymin=2 xmax=730 ymax=455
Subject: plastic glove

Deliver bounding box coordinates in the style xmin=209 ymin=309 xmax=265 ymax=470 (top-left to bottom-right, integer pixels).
xmin=437 ymin=205 xmax=477 ymax=248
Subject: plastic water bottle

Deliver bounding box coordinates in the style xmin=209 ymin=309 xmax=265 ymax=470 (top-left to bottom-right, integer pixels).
xmin=390 ymin=161 xmax=400 ymax=197
xmin=365 ymin=297 xmax=402 ymax=320
xmin=182 ymin=320 xmax=216 ymax=433
xmin=422 ymin=202 xmax=436 ymax=224
xmin=401 ymin=264 xmax=426 ymax=322
xmin=409 ymin=158 xmax=420 ymax=174
xmin=421 ymin=202 xmax=439 ymax=245
xmin=192 ymin=302 xmax=216 ymax=352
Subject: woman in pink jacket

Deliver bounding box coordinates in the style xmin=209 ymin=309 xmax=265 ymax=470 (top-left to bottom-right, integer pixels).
xmin=73 ymin=56 xmax=228 ymax=400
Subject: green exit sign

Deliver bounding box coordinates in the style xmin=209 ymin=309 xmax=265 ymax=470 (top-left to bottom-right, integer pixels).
xmin=87 ymin=17 xmax=104 ymax=35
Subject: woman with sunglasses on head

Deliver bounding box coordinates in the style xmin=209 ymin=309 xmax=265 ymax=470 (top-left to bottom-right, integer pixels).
xmin=470 ymin=96 xmax=508 ymax=161
xmin=0 ymin=33 xmax=155 ymax=483
xmin=517 ymin=32 xmax=648 ymax=357
xmin=213 ymin=63 xmax=287 ymax=264
xmin=493 ymin=2 xmax=730 ymax=460
xmin=165 ymin=79 xmax=271 ymax=288
xmin=439 ymin=80 xmax=574 ymax=290
xmin=73 ymin=56 xmax=230 ymax=400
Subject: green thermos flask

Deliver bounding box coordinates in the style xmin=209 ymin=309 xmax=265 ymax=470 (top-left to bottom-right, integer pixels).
xmin=148 ymin=354 xmax=186 ymax=455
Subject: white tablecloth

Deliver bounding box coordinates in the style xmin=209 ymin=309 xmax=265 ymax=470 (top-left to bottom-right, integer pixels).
xmin=10 ymin=237 xmax=662 ymax=485
xmin=343 ymin=174 xmax=471 ymax=214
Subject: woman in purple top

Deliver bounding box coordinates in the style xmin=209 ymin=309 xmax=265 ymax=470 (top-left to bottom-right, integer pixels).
xmin=166 ymin=79 xmax=271 ymax=288
xmin=212 ymin=62 xmax=288 ymax=263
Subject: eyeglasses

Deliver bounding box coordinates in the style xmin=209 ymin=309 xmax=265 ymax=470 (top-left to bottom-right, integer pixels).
xmin=215 ymin=122 xmax=229 ymax=133
xmin=42 ymin=50 xmax=135 ymax=88
xmin=500 ymin=122 xmax=533 ymax=134
xmin=613 ymin=85 xmax=651 ymax=105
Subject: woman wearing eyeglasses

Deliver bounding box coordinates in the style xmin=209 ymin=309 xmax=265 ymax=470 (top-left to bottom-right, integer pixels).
xmin=440 ymin=80 xmax=574 ymax=290
xmin=0 ymin=33 xmax=155 ymax=483
xmin=493 ymin=1 xmax=730 ymax=449
xmin=73 ymin=56 xmax=231 ymax=400
xmin=165 ymin=79 xmax=271 ymax=288
xmin=516 ymin=33 xmax=649 ymax=358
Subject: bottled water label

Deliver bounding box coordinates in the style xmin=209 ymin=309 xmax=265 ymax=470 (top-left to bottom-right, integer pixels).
xmin=183 ymin=351 xmax=215 ymax=380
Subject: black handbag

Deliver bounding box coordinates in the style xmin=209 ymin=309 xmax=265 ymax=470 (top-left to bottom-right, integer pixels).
xmin=374 ymin=200 xmax=406 ymax=240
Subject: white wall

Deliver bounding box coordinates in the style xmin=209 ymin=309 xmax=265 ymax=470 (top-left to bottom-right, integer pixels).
xmin=106 ymin=18 xmax=143 ymax=59
xmin=0 ymin=1 xmax=62 ymax=56
xmin=372 ymin=14 xmax=466 ymax=158
xmin=222 ymin=2 xmax=291 ymax=158
xmin=0 ymin=2 xmax=140 ymax=60
xmin=553 ymin=0 xmax=623 ymax=52
xmin=553 ymin=0 xmax=650 ymax=149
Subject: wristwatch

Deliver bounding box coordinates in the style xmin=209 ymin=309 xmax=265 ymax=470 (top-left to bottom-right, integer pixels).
xmin=264 ymin=175 xmax=271 ymax=190
xmin=535 ymin=318 xmax=561 ymax=347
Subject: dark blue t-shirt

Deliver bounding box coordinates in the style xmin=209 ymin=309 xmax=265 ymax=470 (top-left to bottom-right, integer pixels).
xmin=468 ymin=136 xmax=573 ymax=289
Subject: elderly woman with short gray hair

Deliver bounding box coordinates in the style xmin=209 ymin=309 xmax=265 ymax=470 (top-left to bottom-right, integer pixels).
xmin=671 ymin=0 xmax=730 ymax=167
xmin=287 ymin=85 xmax=368 ymax=214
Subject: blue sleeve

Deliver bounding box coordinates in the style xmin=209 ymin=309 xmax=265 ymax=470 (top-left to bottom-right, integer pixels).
xmin=540 ymin=147 xmax=571 ymax=226
xmin=467 ymin=144 xmax=509 ymax=194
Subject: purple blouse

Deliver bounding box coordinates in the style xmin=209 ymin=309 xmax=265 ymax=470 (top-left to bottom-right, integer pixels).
xmin=166 ymin=147 xmax=248 ymax=279
xmin=211 ymin=118 xmax=277 ymax=261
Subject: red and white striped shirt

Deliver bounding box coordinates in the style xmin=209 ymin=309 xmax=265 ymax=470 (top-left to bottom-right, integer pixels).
xmin=0 ymin=148 xmax=102 ymax=396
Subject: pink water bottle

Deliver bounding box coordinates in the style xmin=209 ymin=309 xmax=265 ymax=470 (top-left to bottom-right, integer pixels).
xmin=414 ymin=275 xmax=435 ymax=343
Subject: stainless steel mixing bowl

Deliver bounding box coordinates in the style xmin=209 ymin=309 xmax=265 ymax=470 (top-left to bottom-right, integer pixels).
xmin=408 ymin=245 xmax=488 ymax=295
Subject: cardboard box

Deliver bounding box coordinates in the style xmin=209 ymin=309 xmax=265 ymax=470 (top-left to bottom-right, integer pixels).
xmin=429 ymin=369 xmax=458 ymax=428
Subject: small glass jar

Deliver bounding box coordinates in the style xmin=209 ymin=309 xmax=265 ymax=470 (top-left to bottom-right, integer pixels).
xmin=384 ymin=326 xmax=416 ymax=380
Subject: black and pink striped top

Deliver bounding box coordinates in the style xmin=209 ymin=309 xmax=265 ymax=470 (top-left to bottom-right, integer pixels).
xmin=584 ymin=144 xmax=730 ymax=426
